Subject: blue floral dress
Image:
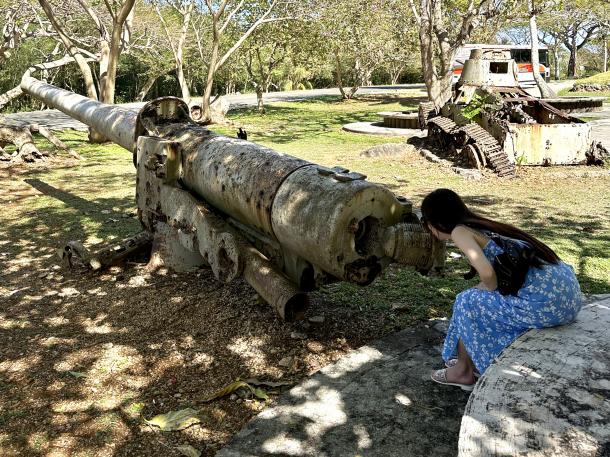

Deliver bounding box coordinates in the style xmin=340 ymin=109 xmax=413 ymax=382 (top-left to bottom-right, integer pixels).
xmin=442 ymin=237 xmax=583 ymax=374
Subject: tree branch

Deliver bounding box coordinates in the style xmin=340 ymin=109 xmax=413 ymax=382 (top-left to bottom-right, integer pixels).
xmin=219 ymin=0 xmax=245 ymax=35
xmin=76 ymin=0 xmax=109 ymax=39
xmin=214 ymin=1 xmax=279 ymax=71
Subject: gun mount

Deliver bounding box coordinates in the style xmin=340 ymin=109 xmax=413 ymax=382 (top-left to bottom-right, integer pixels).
xmin=21 ymin=76 xmax=445 ymax=321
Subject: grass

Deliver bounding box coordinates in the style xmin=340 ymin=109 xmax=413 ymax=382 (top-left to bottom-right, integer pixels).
xmin=558 ymin=88 xmax=610 ymax=102
xmin=560 ymin=70 xmax=610 ymax=101
xmin=1 ymin=92 xmax=609 ymax=456
xmin=2 ymin=92 xmax=609 ymax=327
xmin=573 ymin=70 xmax=610 ymax=85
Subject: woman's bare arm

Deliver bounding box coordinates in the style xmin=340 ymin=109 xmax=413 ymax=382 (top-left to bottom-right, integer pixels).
xmin=451 ymin=226 xmax=497 ymax=291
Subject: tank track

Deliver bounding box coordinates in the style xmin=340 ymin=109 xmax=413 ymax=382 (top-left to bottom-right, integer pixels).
xmin=418 ymin=102 xmax=438 ymax=130
xmin=427 ymin=116 xmax=516 ymax=178
xmin=457 ymin=123 xmax=516 ymax=177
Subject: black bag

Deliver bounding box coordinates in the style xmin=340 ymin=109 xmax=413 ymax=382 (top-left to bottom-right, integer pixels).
xmin=490 ymin=234 xmax=541 ymax=296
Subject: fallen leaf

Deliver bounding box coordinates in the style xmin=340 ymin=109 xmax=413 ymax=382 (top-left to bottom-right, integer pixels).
xmin=176 ymin=444 xmax=201 ymax=457
xmin=68 ymin=371 xmax=87 ymax=378
xmin=144 ymin=408 xmax=202 ymax=431
xmin=202 ymin=381 xmax=251 ymax=402
xmin=252 ymin=387 xmax=269 ymax=400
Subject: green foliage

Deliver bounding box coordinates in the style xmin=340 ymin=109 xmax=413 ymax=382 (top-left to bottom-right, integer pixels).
xmin=460 ymin=93 xmax=485 ymax=120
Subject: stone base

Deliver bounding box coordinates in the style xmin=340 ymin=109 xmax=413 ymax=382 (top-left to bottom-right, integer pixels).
xmin=459 ymin=296 xmax=610 ymax=457
xmin=342 ymin=121 xmax=425 ymax=137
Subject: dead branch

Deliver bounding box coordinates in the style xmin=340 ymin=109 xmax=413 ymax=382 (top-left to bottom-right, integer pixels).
xmin=29 ymin=124 xmax=81 ymax=159
xmin=0 ymin=124 xmax=45 ymax=162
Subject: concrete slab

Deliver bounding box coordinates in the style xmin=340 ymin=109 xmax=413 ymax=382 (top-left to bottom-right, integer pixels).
xmin=217 ymin=325 xmax=470 ymax=457
xmin=459 ymin=296 xmax=610 ymax=457
xmin=342 ymin=121 xmax=426 ymax=137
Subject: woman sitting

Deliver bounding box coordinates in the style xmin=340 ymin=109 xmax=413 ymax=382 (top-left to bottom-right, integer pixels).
xmin=421 ymin=188 xmax=583 ymax=391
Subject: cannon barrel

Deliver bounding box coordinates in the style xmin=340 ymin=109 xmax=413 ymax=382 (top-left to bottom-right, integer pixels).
xmin=21 ymin=76 xmax=444 ymax=319
xmin=22 ymin=76 xmax=138 ymax=151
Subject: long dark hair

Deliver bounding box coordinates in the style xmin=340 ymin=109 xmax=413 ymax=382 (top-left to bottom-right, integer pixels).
xmin=421 ymin=189 xmax=560 ymax=264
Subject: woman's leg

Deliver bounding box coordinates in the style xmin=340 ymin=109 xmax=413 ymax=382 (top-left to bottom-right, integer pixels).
xmin=444 ymin=339 xmax=476 ymax=385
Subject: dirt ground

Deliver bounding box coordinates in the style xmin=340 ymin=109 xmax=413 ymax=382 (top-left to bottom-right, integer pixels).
xmin=1 ymin=99 xmax=609 ymax=455
xmin=0 ymin=158 xmax=410 ymax=457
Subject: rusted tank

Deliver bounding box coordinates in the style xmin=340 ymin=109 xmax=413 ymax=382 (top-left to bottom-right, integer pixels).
xmin=420 ymin=49 xmax=608 ymax=176
xmin=21 ymin=76 xmax=445 ymax=321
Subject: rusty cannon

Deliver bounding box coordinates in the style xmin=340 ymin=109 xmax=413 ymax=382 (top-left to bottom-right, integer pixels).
xmin=21 ymin=76 xmax=445 ymax=321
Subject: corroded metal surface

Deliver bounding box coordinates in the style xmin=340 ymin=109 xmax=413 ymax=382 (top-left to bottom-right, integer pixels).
xmin=157 ymin=123 xmax=308 ymax=238
xmin=382 ymin=222 xmax=446 ymax=272
xmin=378 ymin=111 xmax=419 ymax=129
xmin=418 ymin=101 xmax=437 ymax=129
xmin=271 ymin=165 xmax=411 ymax=285
xmin=428 ymin=116 xmax=459 ymax=135
xmin=441 ymin=49 xmax=605 ymax=172
xmin=137 ymin=135 xmax=306 ymax=319
xmin=504 ymin=122 xmax=592 ymax=166
xmin=458 ymin=122 xmax=516 ymax=177
xmin=20 ymin=76 xmax=138 ymax=151
xmin=459 ymin=299 xmax=610 ymax=457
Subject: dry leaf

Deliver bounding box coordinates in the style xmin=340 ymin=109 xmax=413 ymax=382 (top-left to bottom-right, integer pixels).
xmin=144 ymin=408 xmax=202 ymax=431
xmin=202 ymin=381 xmax=251 ymax=402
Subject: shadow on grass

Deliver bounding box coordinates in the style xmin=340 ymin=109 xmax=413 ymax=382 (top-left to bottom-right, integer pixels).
xmin=230 ymin=97 xmax=424 ymax=146
xmin=1 ymin=100 xmax=608 ymax=455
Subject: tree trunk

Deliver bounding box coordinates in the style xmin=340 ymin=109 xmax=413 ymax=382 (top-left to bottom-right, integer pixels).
xmin=602 ymin=37 xmax=608 ymax=73
xmin=101 ymin=0 xmax=136 ymax=104
xmin=201 ymin=25 xmax=220 ymax=123
xmin=176 ymin=59 xmax=191 ymax=104
xmin=567 ymin=37 xmax=578 ymax=78
xmin=418 ymin=3 xmax=453 ymax=109
xmin=553 ymin=47 xmax=560 ymax=80
xmin=137 ymin=74 xmax=160 ymax=101
xmin=0 ymin=86 xmax=23 ymax=111
xmin=176 ymin=3 xmax=193 ymax=105
xmin=334 ymin=51 xmax=349 ymax=99
xmin=29 ymin=124 xmax=81 ymax=159
xmin=88 ymin=43 xmax=108 ymax=144
xmin=0 ymin=125 xmax=44 ymax=162
xmin=37 ymin=0 xmax=98 ymax=100
xmin=528 ymin=4 xmax=555 ymax=98
xmin=98 ymin=41 xmax=110 ymax=100
xmin=256 ymin=86 xmax=264 ymax=113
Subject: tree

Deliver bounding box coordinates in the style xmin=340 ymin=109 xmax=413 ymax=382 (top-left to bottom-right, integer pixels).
xmin=319 ymin=0 xmax=397 ymax=99
xmin=37 ymin=0 xmax=136 ymax=104
xmin=155 ymin=0 xmax=194 ymax=104
xmin=409 ymin=0 xmax=511 ymax=109
xmin=538 ymin=26 xmax=563 ymax=80
xmin=1 ymin=3 xmax=54 ymax=67
xmin=528 ymin=0 xmax=555 ymax=97
xmin=242 ymin=21 xmax=297 ymax=112
xmin=546 ymin=1 xmax=603 ymax=78
xmin=37 ymin=0 xmax=99 ymax=100
xmin=0 ymin=54 xmax=95 ymax=110
xmin=195 ymin=0 xmax=297 ymax=123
